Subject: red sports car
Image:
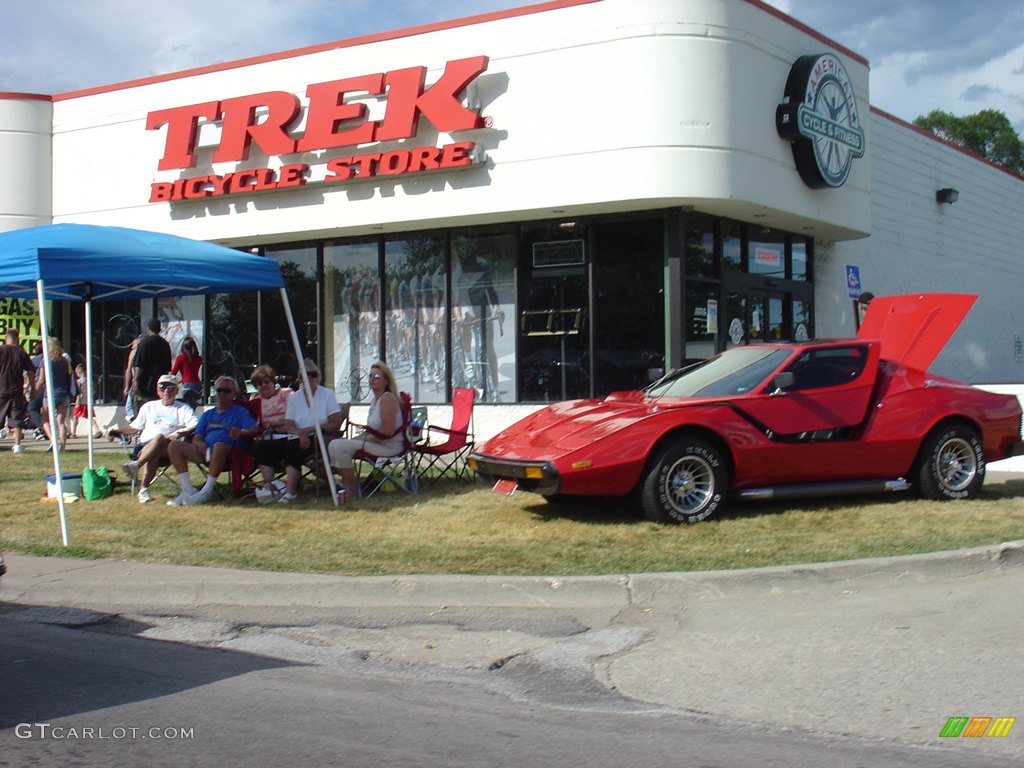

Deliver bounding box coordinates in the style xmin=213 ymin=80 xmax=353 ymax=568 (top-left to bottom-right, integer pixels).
xmin=469 ymin=294 xmax=1024 ymax=523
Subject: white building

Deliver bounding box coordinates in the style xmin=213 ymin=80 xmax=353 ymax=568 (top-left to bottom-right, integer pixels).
xmin=1 ymin=0 xmax=1021 ymax=438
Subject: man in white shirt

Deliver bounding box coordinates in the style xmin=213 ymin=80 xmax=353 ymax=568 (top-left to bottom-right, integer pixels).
xmin=113 ymin=374 xmax=197 ymax=503
xmin=258 ymin=359 xmax=342 ymax=503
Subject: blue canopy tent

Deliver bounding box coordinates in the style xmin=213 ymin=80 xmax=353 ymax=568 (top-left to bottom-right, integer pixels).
xmin=0 ymin=223 xmax=339 ymax=545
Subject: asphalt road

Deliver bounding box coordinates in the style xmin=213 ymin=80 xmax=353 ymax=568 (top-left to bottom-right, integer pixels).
xmin=2 ymin=543 xmax=1023 ymax=766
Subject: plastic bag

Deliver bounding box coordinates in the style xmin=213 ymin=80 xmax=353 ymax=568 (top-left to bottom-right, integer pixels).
xmin=82 ymin=466 xmax=113 ymax=500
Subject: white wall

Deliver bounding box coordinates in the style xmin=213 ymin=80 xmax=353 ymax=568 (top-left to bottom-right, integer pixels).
xmin=0 ymin=96 xmax=52 ymax=231
xmin=45 ymin=0 xmax=869 ymax=244
xmin=815 ymin=110 xmax=1024 ymax=384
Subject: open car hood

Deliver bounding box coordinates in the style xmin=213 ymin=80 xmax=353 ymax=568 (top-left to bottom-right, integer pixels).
xmin=857 ymin=293 xmax=976 ymax=372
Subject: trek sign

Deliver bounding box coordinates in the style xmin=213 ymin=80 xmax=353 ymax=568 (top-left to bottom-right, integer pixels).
xmin=145 ymin=55 xmax=489 ymax=203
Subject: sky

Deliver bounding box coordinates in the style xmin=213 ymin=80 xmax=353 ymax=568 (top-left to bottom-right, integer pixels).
xmin=1 ymin=0 xmax=1022 ymax=133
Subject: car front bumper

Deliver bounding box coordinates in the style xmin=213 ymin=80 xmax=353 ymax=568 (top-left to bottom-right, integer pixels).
xmin=467 ymin=454 xmax=561 ymax=496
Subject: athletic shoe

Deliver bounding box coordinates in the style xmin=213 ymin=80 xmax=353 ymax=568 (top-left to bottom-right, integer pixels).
xmin=255 ymin=486 xmax=276 ymax=503
xmin=167 ymin=492 xmax=191 ymax=507
xmin=137 ymin=487 xmax=152 ymax=504
xmin=122 ymin=461 xmax=140 ymax=480
xmin=183 ymin=486 xmax=214 ymax=506
xmin=11 ymin=444 xmax=24 ymax=454
xmin=277 ymin=491 xmax=298 ymax=504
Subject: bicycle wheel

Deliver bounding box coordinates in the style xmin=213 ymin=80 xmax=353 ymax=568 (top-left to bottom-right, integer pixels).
xmin=107 ymin=314 xmax=139 ymax=350
xmin=348 ymin=367 xmax=368 ymax=401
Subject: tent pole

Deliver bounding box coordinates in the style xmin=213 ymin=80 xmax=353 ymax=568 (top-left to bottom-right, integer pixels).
xmin=279 ymin=287 xmax=339 ymax=505
xmin=37 ymin=280 xmax=70 ymax=547
xmin=84 ymin=298 xmax=95 ymax=468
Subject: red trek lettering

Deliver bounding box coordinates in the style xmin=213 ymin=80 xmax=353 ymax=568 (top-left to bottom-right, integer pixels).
xmin=298 ymin=74 xmax=384 ymax=151
xmin=215 ymin=91 xmax=300 ymax=163
xmin=146 ymin=56 xmax=488 ymax=170
xmin=146 ymin=101 xmax=220 ymax=171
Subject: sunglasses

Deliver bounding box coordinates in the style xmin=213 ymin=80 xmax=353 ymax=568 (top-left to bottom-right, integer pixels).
xmin=368 ymin=373 xmax=384 ymax=380
xmin=158 ymin=383 xmax=177 ymax=390
xmin=215 ymin=387 xmax=234 ymax=394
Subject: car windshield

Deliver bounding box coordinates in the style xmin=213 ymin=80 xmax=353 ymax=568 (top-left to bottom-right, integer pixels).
xmin=647 ymin=347 xmax=792 ymax=398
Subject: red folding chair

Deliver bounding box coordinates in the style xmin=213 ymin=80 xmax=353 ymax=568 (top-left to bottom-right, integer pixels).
xmin=412 ymin=386 xmax=476 ymax=486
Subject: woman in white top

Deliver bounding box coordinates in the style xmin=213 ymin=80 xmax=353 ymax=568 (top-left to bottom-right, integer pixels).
xmin=329 ymin=360 xmax=402 ymax=501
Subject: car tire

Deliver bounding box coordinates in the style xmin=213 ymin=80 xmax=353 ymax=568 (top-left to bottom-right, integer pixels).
xmin=641 ymin=437 xmax=728 ymax=524
xmin=915 ymin=423 xmax=985 ymax=500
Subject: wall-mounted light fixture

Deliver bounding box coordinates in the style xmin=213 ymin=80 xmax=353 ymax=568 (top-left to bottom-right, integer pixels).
xmin=936 ymin=187 xmax=959 ymax=205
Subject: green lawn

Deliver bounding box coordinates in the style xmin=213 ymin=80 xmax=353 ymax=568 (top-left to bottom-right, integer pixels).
xmin=3 ymin=449 xmax=1024 ymax=576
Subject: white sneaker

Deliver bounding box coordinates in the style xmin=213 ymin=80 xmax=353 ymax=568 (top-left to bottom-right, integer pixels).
xmin=137 ymin=487 xmax=152 ymax=504
xmin=11 ymin=444 xmax=24 ymax=454
xmin=122 ymin=461 xmax=140 ymax=480
xmin=167 ymin=491 xmax=192 ymax=507
xmin=277 ymin=491 xmax=298 ymax=504
xmin=255 ymin=486 xmax=276 ymax=503
xmin=184 ymin=485 xmax=214 ymax=506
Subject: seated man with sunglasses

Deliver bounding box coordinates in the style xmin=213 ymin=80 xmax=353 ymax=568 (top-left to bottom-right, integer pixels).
xmin=110 ymin=374 xmax=197 ymax=504
xmin=166 ymin=375 xmax=259 ymax=506
xmin=253 ymin=358 xmax=342 ymax=503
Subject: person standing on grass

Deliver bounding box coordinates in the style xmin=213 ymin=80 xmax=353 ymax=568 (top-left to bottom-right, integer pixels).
xmin=0 ymin=329 xmax=36 ymax=454
xmin=36 ymin=337 xmax=73 ymax=452
xmin=165 ymin=375 xmax=258 ymax=507
xmin=170 ymin=336 xmax=203 ymax=408
xmin=112 ymin=374 xmax=197 ymax=504
xmin=71 ymin=363 xmax=103 ymax=438
xmin=131 ymin=318 xmax=171 ymax=417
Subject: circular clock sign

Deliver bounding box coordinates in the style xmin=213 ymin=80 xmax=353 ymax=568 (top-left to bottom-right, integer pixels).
xmin=776 ymin=53 xmax=865 ymax=189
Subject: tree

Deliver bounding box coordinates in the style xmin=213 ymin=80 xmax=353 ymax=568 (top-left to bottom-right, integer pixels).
xmin=914 ymin=109 xmax=1024 ymax=175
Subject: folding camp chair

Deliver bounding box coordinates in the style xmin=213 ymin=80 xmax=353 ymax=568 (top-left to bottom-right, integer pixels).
xmin=124 ymin=433 xmax=176 ymax=496
xmin=412 ymin=386 xmax=476 ymax=485
xmin=352 ymin=391 xmax=419 ymax=498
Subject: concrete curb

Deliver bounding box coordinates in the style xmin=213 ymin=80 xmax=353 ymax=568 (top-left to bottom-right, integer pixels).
xmin=3 ymin=540 xmax=1022 ymax=613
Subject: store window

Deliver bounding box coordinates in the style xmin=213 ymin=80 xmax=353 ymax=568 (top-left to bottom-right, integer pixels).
xmin=451 ymin=230 xmax=516 ymax=403
xmin=384 ymin=235 xmax=446 ymax=404
xmin=264 ymin=245 xmax=319 ymax=387
xmin=685 ymin=283 xmax=719 ymax=362
xmin=326 ymin=241 xmax=380 ymax=402
xmin=207 ymin=291 xmax=259 ymax=390
xmin=723 ymin=222 xmax=742 ymax=272
xmin=749 ymin=230 xmax=786 ymax=279
xmin=519 ymin=221 xmax=589 ymax=402
xmin=685 ymin=216 xmax=716 ymax=278
xmin=792 ymin=238 xmax=809 ymax=281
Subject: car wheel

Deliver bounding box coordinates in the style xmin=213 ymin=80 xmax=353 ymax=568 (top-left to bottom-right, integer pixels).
xmin=641 ymin=438 xmax=728 ymax=524
xmin=915 ymin=424 xmax=985 ymax=500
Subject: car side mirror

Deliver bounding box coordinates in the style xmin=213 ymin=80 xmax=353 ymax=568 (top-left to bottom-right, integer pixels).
xmin=770 ymin=371 xmax=795 ymax=396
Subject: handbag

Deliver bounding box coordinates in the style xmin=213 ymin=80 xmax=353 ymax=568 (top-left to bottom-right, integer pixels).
xmin=82 ymin=466 xmax=113 ymax=500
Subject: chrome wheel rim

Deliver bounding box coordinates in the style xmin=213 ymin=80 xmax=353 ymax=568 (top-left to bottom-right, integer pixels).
xmin=665 ymin=454 xmax=715 ymax=514
xmin=936 ymin=436 xmax=977 ymax=492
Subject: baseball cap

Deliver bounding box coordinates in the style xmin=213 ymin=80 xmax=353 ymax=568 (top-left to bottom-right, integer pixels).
xmin=157 ymin=374 xmax=179 ymax=388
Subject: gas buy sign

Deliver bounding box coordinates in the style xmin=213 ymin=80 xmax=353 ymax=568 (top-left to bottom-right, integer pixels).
xmin=145 ymin=55 xmax=489 ymax=202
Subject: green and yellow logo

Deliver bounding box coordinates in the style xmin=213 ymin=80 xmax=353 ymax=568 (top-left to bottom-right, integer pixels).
xmin=940 ymin=716 xmax=1015 ymax=738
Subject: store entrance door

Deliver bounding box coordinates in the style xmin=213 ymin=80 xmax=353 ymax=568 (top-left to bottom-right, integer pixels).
xmin=518 ymin=262 xmax=589 ymax=402
xmin=724 ymin=288 xmax=787 ymax=347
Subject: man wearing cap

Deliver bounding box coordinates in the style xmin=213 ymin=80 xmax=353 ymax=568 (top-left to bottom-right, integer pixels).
xmin=111 ymin=374 xmax=197 ymax=503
